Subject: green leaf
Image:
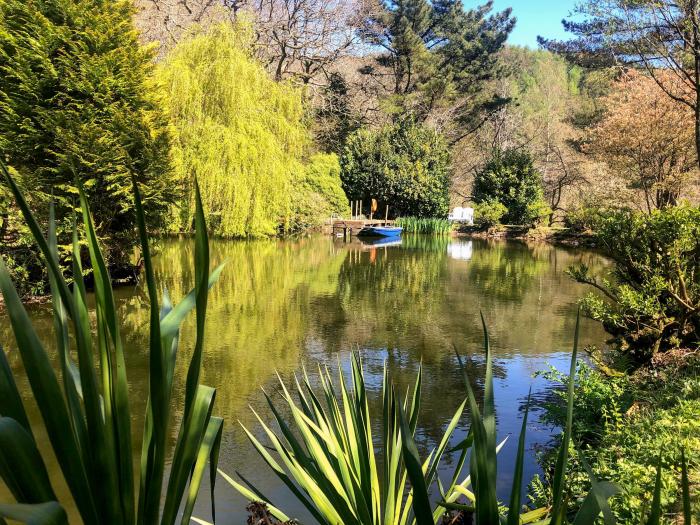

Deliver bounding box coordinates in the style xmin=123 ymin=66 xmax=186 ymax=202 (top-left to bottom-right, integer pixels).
xmin=47 ymin=205 xmax=87 ymax=460
xmin=0 ymin=417 xmax=55 ymax=503
xmin=572 ymin=455 xmax=619 ymax=525
xmin=161 ymin=385 xmax=217 ymax=525
xmin=550 ymin=310 xmax=580 ymax=525
xmin=646 ymin=461 xmax=662 ymax=525
xmin=395 ymin=389 xmax=433 ymax=525
xmin=180 ymin=416 xmax=223 ymax=525
xmin=0 ymin=345 xmax=31 ymax=432
xmin=0 ymin=255 xmax=98 ymax=524
xmin=455 ymin=332 xmax=499 ymax=525
xmin=79 ymin=184 xmax=126 ymax=522
xmin=507 ymin=390 xmax=531 ymax=525
xmin=133 ymin=177 xmax=167 ymax=525
xmin=183 ymin=179 xmax=210 ymax=420
xmin=681 ymin=449 xmax=691 ymax=525
xmin=0 ymin=502 xmax=68 ymax=525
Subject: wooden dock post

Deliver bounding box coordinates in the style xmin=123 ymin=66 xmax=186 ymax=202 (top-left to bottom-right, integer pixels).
xmin=385 ymin=205 xmax=389 ymax=223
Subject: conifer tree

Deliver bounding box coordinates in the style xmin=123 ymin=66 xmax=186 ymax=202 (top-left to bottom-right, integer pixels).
xmin=0 ymin=0 xmax=173 ymax=277
xmin=360 ymin=0 xmax=515 ymax=128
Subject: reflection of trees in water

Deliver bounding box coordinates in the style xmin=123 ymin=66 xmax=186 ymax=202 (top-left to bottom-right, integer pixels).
xmin=466 ymin=240 xmax=549 ymax=301
xmin=330 ymin=240 xmax=452 ymax=356
xmin=118 ymin=236 xmax=349 ymax=429
xmin=0 ymin=235 xmax=609 ymax=486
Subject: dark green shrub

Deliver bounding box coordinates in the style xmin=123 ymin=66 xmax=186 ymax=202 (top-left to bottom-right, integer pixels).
xmin=0 ymin=0 xmax=174 ymax=290
xmin=340 ymin=120 xmax=450 ymax=218
xmin=472 ymin=149 xmax=546 ymax=225
xmin=473 ymin=199 xmax=508 ymax=228
xmin=569 ymin=206 xmax=700 ymax=360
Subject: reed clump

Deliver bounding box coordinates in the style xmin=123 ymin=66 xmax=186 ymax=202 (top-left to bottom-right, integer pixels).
xmin=397 ymin=216 xmax=453 ymax=235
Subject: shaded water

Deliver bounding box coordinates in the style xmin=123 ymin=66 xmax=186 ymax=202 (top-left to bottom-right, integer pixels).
xmin=1 ymin=235 xmax=608 ymax=523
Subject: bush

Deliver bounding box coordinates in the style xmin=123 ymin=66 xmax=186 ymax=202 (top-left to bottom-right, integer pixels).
xmin=536 ymin=361 xmax=632 ymax=445
xmin=568 ymin=206 xmax=700 ymax=360
xmin=473 ymin=199 xmax=508 ymax=228
xmin=288 ymin=153 xmax=350 ymax=232
xmin=340 ymin=120 xmax=450 ymax=218
xmin=535 ymin=356 xmax=700 ymax=523
xmin=473 ymin=149 xmax=546 ymax=225
xmin=0 ymin=0 xmax=174 ymax=288
xmin=564 ymin=205 xmax=603 ymax=232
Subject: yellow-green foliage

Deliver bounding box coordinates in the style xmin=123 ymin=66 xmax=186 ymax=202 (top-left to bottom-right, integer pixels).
xmin=158 ymin=22 xmax=347 ymax=237
xmin=290 ymin=153 xmax=350 ymax=232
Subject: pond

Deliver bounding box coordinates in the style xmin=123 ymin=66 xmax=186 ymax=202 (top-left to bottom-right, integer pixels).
xmin=0 ymin=234 xmax=609 ymax=523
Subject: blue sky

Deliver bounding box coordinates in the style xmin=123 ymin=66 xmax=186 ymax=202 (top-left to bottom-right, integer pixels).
xmin=464 ymin=0 xmax=579 ymax=48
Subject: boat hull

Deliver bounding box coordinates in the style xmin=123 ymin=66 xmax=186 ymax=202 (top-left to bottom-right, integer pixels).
xmin=357 ymin=226 xmax=403 ymax=238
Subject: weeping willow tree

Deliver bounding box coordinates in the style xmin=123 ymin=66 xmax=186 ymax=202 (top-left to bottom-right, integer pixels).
xmin=158 ymin=22 xmax=347 ymax=237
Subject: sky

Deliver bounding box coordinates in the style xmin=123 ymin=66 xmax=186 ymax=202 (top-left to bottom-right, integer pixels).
xmin=464 ymin=0 xmax=579 ymax=48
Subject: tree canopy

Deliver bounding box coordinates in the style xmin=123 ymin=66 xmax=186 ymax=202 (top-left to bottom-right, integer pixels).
xmin=158 ymin=22 xmax=347 ymax=237
xmin=0 ymin=0 xmax=173 ymax=275
xmin=540 ymin=0 xmax=700 ymax=166
xmin=340 ymin=120 xmax=450 ymax=218
xmin=359 ymin=0 xmax=514 ymax=128
xmin=587 ymin=71 xmax=696 ymax=212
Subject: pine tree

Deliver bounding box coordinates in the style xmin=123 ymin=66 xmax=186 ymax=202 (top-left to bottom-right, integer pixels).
xmin=361 ymin=0 xmax=515 ymax=126
xmin=0 ymin=0 xmax=173 ymax=277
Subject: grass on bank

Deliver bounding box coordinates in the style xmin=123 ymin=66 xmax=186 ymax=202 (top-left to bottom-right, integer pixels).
xmin=396 ymin=217 xmax=453 ymax=235
xmin=0 ymin=158 xmax=224 ymax=525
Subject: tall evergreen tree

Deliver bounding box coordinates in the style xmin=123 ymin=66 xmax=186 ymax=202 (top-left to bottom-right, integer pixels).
xmin=0 ymin=0 xmax=173 ymax=277
xmin=360 ymin=0 xmax=514 ymax=129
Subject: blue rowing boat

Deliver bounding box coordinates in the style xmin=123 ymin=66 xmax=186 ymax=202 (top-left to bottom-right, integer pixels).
xmin=357 ymin=226 xmax=403 ymax=237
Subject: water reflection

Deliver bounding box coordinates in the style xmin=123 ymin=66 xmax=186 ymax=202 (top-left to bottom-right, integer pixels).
xmin=447 ymin=239 xmax=473 ymax=261
xmin=0 ymin=235 xmax=609 ymax=523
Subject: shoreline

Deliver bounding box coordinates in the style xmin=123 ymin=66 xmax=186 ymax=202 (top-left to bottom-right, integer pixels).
xmin=451 ymin=226 xmax=598 ymax=249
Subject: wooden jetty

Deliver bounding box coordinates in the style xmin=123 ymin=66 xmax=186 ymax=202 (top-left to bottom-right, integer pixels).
xmin=332 ymin=200 xmax=395 ymax=240
xmin=331 ymin=218 xmax=396 ymax=240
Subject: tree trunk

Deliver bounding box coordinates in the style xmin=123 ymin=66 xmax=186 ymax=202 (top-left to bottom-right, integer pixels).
xmin=692 ymin=1 xmax=700 ymax=168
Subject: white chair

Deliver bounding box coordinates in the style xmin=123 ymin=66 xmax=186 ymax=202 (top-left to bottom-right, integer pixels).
xmin=463 ymin=207 xmax=474 ymax=226
xmin=449 ymin=207 xmax=464 ymax=221
xmin=448 ymin=206 xmax=474 ymax=225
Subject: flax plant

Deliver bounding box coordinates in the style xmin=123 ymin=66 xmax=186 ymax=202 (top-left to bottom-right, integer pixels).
xmin=220 ymin=355 xmax=481 ymax=525
xmin=222 ymin=312 xmax=691 ymax=525
xmin=0 ymin=159 xmax=224 ymax=525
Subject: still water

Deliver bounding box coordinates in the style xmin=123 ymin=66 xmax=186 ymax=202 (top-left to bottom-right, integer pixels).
xmin=1 ymin=235 xmax=608 ymax=523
